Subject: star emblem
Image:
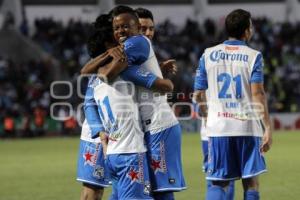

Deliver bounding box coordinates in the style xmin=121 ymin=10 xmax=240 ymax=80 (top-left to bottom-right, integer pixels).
xmin=83 ymin=151 xmax=94 ymax=166
xmin=84 ymin=152 xmax=93 ymax=162
xmin=151 ymin=159 xmax=161 ymax=173
xmin=127 ymin=168 xmax=139 ymax=183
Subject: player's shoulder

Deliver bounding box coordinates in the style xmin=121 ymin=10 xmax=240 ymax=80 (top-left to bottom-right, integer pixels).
xmin=201 ymin=43 xmax=224 ymax=61
xmin=124 ymin=35 xmax=150 ymax=49
xmin=242 ymin=44 xmax=261 ymax=56
xmin=203 ymin=41 xmax=262 ymax=61
xmin=203 ymin=43 xmax=224 ymax=54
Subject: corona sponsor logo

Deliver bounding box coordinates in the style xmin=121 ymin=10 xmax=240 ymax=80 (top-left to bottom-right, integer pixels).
xmin=210 ymin=50 xmax=249 ymax=63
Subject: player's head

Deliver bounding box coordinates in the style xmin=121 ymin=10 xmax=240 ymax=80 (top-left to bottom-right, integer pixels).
xmin=87 ymin=14 xmax=115 ymax=58
xmin=135 ymin=8 xmax=155 ymax=40
xmin=225 ymin=9 xmax=253 ymax=42
xmin=111 ymin=5 xmax=140 ymax=44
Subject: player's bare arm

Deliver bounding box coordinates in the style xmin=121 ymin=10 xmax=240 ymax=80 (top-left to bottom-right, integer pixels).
xmin=80 ymin=51 xmax=110 ymax=74
xmin=99 ymin=132 xmax=109 ymax=158
xmin=80 ymin=46 xmax=125 ymax=75
xmin=193 ymin=90 xmax=208 ymax=119
xmin=251 ymin=83 xmax=272 ymax=153
xmin=152 ymin=78 xmax=174 ymax=93
xmin=97 ymin=53 xmax=128 ymax=81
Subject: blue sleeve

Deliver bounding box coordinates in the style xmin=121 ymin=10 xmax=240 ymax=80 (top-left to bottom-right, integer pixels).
xmin=250 ymin=53 xmax=264 ymax=83
xmin=121 ymin=65 xmax=158 ymax=89
xmin=84 ymin=86 xmax=105 ymax=139
xmin=124 ymin=36 xmax=150 ymax=66
xmin=194 ymin=54 xmax=208 ymax=90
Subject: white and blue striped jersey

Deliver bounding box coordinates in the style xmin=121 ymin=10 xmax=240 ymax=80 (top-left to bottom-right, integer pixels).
xmin=194 ymin=40 xmax=264 ymax=137
xmin=122 ymin=35 xmax=179 ymax=134
xmin=91 ymin=77 xmax=146 ymax=155
xmin=84 ymin=69 xmax=158 ymax=154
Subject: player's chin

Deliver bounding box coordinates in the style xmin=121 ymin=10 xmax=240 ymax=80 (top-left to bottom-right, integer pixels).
xmin=118 ymin=36 xmax=127 ymax=43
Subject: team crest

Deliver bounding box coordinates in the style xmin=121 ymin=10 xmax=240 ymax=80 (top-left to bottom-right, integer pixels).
xmin=93 ymin=165 xmax=104 ymax=179
xmin=143 ymin=181 xmax=151 ymax=195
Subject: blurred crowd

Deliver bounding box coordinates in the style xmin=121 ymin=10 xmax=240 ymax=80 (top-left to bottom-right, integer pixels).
xmin=153 ymin=17 xmax=300 ymax=114
xmin=0 ymin=16 xmax=300 ymax=137
xmin=0 ymin=57 xmax=51 ymax=137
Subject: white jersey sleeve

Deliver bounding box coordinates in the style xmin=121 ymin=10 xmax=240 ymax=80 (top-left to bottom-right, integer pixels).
xmin=123 ymin=35 xmax=179 ymax=134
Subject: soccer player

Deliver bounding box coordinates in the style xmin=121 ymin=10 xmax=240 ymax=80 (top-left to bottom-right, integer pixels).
xmin=194 ymin=9 xmax=272 ymax=200
xmin=76 ymin=14 xmax=116 ymax=200
xmin=135 ymin=7 xmax=155 ymax=40
xmin=80 ymin=10 xmax=177 ymax=200
xmin=135 ymin=7 xmax=177 ymax=75
xmin=77 ymin=13 xmax=129 ymax=200
xmin=91 ymin=62 xmax=173 ymax=200
xmin=87 ymin=73 xmax=154 ymax=200
xmin=110 ymin=6 xmax=186 ymax=200
xmin=87 ymin=30 xmax=176 ymax=200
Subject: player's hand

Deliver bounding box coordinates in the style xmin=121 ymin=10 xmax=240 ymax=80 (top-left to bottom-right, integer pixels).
xmin=260 ymin=129 xmax=272 ymax=153
xmin=102 ymin=142 xmax=108 ymax=158
xmin=107 ymin=45 xmax=126 ymax=62
xmin=99 ymin=132 xmax=109 ymax=158
xmin=160 ymin=59 xmax=177 ymax=75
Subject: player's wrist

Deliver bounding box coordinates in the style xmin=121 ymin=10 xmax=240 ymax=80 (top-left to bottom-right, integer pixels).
xmin=97 ymin=73 xmax=108 ymax=83
xmin=99 ymin=132 xmax=108 ymax=141
xmin=264 ymin=124 xmax=272 ymax=131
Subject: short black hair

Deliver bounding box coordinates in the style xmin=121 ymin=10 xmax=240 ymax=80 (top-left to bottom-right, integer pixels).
xmin=225 ymin=9 xmax=251 ymax=40
xmin=87 ymin=14 xmax=114 ymax=58
xmin=111 ymin=5 xmax=139 ymax=22
xmin=135 ymin=7 xmax=154 ymax=21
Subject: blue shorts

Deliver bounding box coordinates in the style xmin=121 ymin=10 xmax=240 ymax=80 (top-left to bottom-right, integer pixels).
xmin=206 ymin=136 xmax=267 ymax=181
xmin=106 ymin=153 xmax=153 ymax=200
xmin=76 ymin=139 xmax=110 ymax=187
xmin=201 ymin=140 xmax=209 ymax=173
xmin=145 ymin=124 xmax=186 ymax=192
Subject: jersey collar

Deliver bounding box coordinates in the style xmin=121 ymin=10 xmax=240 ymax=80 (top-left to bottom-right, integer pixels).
xmin=223 ymin=40 xmax=247 ymax=46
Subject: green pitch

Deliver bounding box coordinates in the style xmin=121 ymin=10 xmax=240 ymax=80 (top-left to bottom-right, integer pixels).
xmin=0 ymin=131 xmax=299 ymax=200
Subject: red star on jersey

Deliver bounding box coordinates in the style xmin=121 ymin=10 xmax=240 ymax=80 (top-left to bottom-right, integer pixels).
xmin=84 ymin=152 xmax=93 ymax=162
xmin=128 ymin=168 xmax=139 ymax=183
xmin=151 ymin=159 xmax=161 ymax=173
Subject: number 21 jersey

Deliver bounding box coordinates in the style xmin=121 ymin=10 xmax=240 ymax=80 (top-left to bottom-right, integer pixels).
xmin=194 ymin=40 xmax=264 ymax=137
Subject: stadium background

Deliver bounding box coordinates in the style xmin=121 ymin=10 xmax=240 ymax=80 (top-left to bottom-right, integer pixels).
xmin=0 ymin=0 xmax=299 ymax=199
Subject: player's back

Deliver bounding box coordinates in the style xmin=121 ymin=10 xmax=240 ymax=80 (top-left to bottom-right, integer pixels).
xmin=203 ymin=40 xmax=264 ymax=137
xmin=92 ymin=76 xmax=146 ymax=155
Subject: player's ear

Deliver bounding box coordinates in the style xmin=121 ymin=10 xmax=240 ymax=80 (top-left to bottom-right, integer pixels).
xmin=245 ymin=28 xmax=251 ymax=41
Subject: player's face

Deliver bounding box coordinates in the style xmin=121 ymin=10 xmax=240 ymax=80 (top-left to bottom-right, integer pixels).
xmin=139 ymin=18 xmax=155 ymax=40
xmin=113 ymin=13 xmax=140 ymax=44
